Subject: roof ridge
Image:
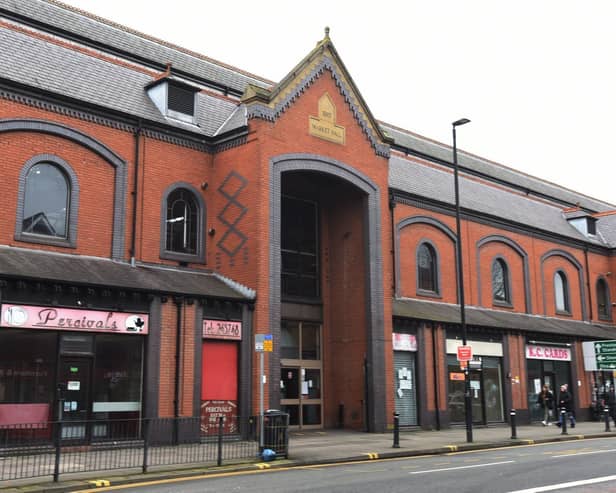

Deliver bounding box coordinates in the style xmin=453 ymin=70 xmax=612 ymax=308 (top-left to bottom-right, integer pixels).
xmin=381 ymin=120 xmax=615 ymax=209
xmin=42 ymin=0 xmax=275 ymax=87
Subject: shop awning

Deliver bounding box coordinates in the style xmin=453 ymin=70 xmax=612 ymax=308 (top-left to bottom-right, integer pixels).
xmin=0 ymin=246 xmax=253 ymax=301
xmin=393 ymin=298 xmax=616 ymax=340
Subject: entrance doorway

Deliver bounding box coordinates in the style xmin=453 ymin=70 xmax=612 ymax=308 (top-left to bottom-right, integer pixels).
xmin=280 ymin=320 xmax=322 ymax=428
xmin=527 ymin=358 xmax=570 ymax=423
xmin=447 ymin=355 xmax=504 ymax=425
xmin=57 ymin=356 xmax=92 ymax=440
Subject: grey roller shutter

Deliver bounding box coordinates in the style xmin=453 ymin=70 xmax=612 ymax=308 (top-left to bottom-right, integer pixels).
xmin=394 ymin=351 xmax=418 ymax=426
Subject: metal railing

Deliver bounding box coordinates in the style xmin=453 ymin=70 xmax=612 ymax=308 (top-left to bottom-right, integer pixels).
xmin=0 ymin=414 xmax=289 ymax=483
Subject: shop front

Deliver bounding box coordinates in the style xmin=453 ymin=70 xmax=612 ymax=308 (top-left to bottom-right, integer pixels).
xmin=200 ymin=318 xmax=241 ymax=435
xmin=526 ymin=342 xmax=572 ymax=423
xmin=0 ymin=304 xmax=147 ymax=440
xmin=447 ymin=338 xmax=505 ymax=424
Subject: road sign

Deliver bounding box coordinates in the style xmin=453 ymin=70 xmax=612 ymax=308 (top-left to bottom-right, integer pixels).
xmin=457 ymin=345 xmax=472 ymax=362
xmin=255 ymin=334 xmax=273 ymax=353
xmin=594 ymin=341 xmax=616 ymax=369
xmin=583 ymin=340 xmax=616 ymax=370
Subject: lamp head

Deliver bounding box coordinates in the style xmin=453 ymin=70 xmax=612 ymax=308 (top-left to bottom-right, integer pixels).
xmin=453 ymin=118 xmax=471 ymax=127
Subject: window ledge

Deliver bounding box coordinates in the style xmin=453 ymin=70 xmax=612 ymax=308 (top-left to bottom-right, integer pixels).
xmin=416 ymin=289 xmax=441 ymax=299
xmin=555 ymin=309 xmax=572 ymax=317
xmin=15 ymin=232 xmax=75 ymax=249
xmin=160 ymin=250 xmax=205 ymax=264
xmin=492 ymin=300 xmax=513 ymax=309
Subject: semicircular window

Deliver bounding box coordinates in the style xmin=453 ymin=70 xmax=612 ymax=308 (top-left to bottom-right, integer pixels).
xmin=22 ymin=163 xmax=69 ymax=238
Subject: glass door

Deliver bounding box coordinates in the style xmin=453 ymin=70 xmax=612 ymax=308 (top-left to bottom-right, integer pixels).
xmin=469 ymin=369 xmax=485 ymax=424
xmin=57 ymin=357 xmax=92 ymax=441
xmin=280 ymin=320 xmax=322 ymax=428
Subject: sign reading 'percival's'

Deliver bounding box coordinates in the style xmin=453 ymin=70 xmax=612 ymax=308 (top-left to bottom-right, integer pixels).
xmin=1 ymin=305 xmax=148 ymax=335
xmin=202 ymin=319 xmax=242 ymax=340
xmin=525 ymin=344 xmax=571 ymax=361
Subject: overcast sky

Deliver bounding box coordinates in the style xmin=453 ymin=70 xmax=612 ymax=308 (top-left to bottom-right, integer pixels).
xmin=60 ymin=0 xmax=615 ymax=206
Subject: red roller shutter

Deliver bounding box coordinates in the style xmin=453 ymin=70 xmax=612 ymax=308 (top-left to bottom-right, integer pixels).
xmin=201 ymin=340 xmax=238 ymax=400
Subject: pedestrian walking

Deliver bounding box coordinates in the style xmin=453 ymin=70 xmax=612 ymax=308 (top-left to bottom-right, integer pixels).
xmin=606 ymin=385 xmax=616 ymax=426
xmin=557 ymin=384 xmax=575 ymax=428
xmin=537 ymin=384 xmax=554 ymax=425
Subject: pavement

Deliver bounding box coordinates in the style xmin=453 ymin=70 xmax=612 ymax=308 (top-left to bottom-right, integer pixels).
xmin=3 ymin=420 xmax=616 ymax=492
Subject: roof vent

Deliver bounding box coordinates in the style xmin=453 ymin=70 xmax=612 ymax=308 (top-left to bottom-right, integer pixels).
xmin=563 ymin=208 xmax=597 ymax=238
xmin=146 ymin=74 xmax=200 ymax=124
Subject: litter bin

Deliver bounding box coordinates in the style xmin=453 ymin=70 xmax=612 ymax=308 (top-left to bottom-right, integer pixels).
xmin=262 ymin=410 xmax=289 ymax=458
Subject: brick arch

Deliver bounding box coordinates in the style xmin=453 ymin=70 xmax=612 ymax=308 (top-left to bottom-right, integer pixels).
xmin=395 ymin=215 xmax=457 ymax=299
xmin=540 ymin=249 xmax=587 ymax=319
xmin=269 ymin=153 xmax=385 ymax=432
xmin=476 ymin=235 xmax=532 ymax=313
xmin=0 ymin=118 xmax=127 ymax=259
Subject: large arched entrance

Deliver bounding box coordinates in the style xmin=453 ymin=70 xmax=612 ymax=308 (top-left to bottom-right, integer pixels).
xmin=269 ymin=154 xmax=386 ymax=432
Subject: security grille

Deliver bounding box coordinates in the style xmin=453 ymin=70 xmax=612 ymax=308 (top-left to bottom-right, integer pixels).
xmin=394 ymin=351 xmax=418 ymax=426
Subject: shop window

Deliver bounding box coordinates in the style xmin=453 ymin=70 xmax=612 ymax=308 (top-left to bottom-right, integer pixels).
xmin=0 ymin=330 xmax=56 ymax=424
xmin=161 ymin=184 xmax=205 ymax=263
xmin=597 ymin=278 xmax=611 ymax=320
xmin=281 ymin=320 xmax=300 ymax=359
xmin=281 ymin=196 xmax=319 ymax=299
xmin=92 ymin=335 xmax=143 ymax=418
xmin=417 ymin=242 xmax=438 ymax=294
xmin=492 ymin=258 xmax=510 ymax=304
xmin=16 ymin=156 xmax=79 ymax=247
xmin=554 ymin=270 xmax=570 ymax=314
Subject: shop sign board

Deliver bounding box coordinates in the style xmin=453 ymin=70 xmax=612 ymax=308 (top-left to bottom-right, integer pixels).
xmin=457 ymin=345 xmax=472 ymax=362
xmin=1 ymin=304 xmax=148 ymax=334
xmin=200 ymin=400 xmax=237 ymax=435
xmin=582 ymin=340 xmax=616 ymax=370
xmin=393 ymin=333 xmax=417 ymax=351
xmin=202 ymin=319 xmax=241 ymax=340
xmin=525 ymin=345 xmax=571 ymax=361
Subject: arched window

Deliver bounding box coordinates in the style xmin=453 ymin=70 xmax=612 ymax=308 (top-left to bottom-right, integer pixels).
xmin=597 ymin=278 xmax=611 ymax=320
xmin=492 ymin=258 xmax=510 ymax=303
xmin=16 ymin=155 xmax=78 ymax=247
xmin=161 ymin=184 xmax=205 ymax=263
xmin=22 ymin=163 xmax=69 ymax=238
xmin=554 ymin=271 xmax=570 ymax=313
xmin=417 ymin=242 xmax=438 ymax=293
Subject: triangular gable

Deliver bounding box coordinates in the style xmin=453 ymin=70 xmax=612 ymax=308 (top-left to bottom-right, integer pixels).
xmin=242 ymin=29 xmax=391 ymax=158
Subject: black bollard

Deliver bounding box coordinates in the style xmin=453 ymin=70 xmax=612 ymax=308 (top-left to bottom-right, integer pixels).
xmin=605 ymin=406 xmax=611 ymax=432
xmin=393 ymin=412 xmax=400 ymax=448
xmin=560 ymin=408 xmax=568 ymax=435
xmin=510 ymin=409 xmax=517 ymax=439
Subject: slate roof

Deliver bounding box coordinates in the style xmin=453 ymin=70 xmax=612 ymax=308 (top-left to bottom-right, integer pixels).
xmin=0 ymin=24 xmax=242 ymax=137
xmin=597 ymin=215 xmax=616 ymax=246
xmin=393 ymin=298 xmax=616 ymax=340
xmin=389 ymin=154 xmax=610 ymax=246
xmin=0 ymin=246 xmax=253 ymax=300
xmin=1 ymin=0 xmax=271 ymax=94
xmin=382 ymin=123 xmax=615 ymax=213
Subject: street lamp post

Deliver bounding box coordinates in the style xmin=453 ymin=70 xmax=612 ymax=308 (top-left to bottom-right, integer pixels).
xmin=452 ymin=118 xmax=472 ymax=443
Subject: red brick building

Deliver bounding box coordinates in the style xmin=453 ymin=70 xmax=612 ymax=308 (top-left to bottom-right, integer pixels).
xmin=0 ymin=1 xmax=615 ymax=434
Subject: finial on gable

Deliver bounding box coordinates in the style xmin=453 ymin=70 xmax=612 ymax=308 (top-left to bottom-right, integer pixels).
xmin=324 ymin=26 xmax=330 ymax=39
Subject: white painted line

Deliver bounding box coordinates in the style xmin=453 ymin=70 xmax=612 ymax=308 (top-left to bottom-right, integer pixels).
xmin=508 ymin=474 xmax=616 ymax=492
xmin=410 ymin=460 xmax=514 ymax=474
xmin=552 ymin=448 xmax=616 ymax=458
